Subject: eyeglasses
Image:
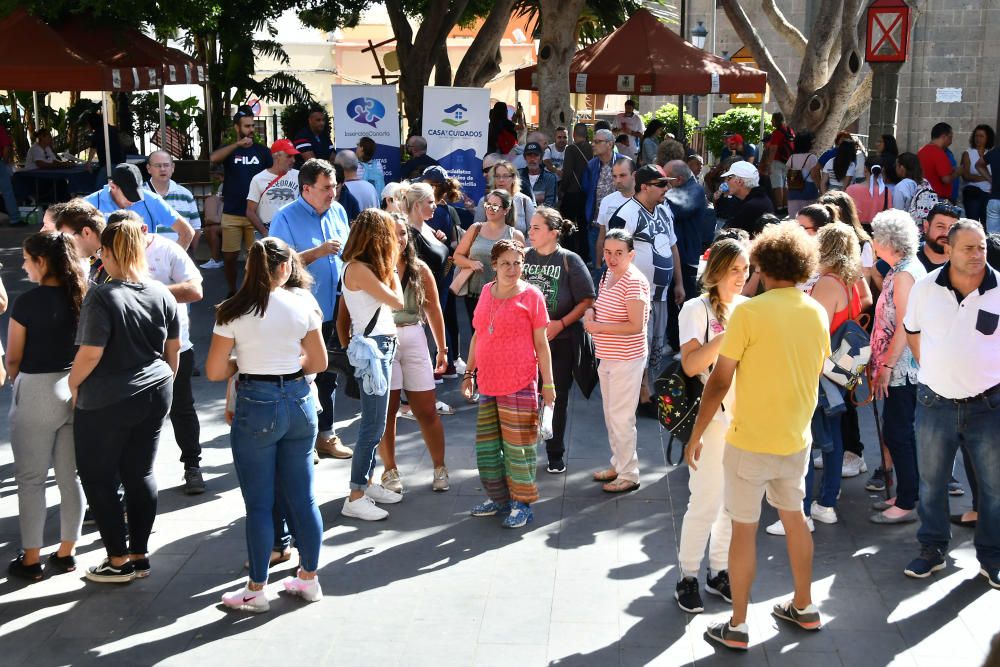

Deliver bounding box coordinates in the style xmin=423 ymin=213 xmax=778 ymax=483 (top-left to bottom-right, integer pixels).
xmin=593 ymin=139 xmax=610 ymax=144
xmin=484 ymin=203 xmax=506 ymax=213
xmin=149 ymin=162 xmax=171 ymax=169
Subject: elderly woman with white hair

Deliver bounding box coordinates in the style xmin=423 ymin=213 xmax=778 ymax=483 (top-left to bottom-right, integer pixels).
xmin=721 ymin=161 xmax=776 ymax=238
xmin=869 ymin=209 xmax=926 ymax=525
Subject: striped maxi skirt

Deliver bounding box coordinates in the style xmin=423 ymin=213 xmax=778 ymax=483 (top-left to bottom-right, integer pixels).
xmin=476 ymin=381 xmax=539 ymax=505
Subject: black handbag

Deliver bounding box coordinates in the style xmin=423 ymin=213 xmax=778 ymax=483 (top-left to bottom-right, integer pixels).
xmin=571 ymin=322 xmax=598 ymax=399
xmin=325 ymin=306 xmax=381 ymax=401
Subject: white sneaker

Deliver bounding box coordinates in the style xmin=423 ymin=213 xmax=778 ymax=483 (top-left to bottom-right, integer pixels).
xmin=199 ymin=258 xmax=224 ymax=269
xmin=432 ymin=465 xmax=450 ymax=492
xmin=365 ymin=483 xmax=403 ymax=504
xmin=765 ymin=517 xmax=815 ymax=535
xmin=810 ymin=501 xmax=839 ymax=524
xmin=282 ymin=576 xmax=323 ymax=602
xmin=813 ymin=455 xmax=823 ymax=470
xmin=221 ymin=586 xmax=270 ymax=613
xmin=841 ymin=452 xmax=867 ymax=478
xmin=342 ymin=495 xmax=389 ymax=520
xmin=454 ymin=357 xmax=467 ymax=375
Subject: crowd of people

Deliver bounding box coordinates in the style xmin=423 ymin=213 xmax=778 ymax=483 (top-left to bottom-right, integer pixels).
xmin=1 ymin=102 xmax=997 ymax=653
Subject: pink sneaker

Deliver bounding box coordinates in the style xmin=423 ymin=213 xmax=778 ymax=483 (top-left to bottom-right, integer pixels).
xmin=282 ymin=576 xmax=323 ymax=602
xmin=221 ymin=586 xmax=269 ymax=613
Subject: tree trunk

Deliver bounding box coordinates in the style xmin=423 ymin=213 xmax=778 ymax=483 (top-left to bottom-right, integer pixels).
xmin=537 ymin=0 xmax=587 ymax=139
xmin=453 ymin=0 xmax=518 ymax=88
xmin=434 ymin=47 xmax=453 ymax=87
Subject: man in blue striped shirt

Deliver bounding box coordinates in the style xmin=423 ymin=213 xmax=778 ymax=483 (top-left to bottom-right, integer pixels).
xmin=145 ymin=150 xmax=203 ymax=250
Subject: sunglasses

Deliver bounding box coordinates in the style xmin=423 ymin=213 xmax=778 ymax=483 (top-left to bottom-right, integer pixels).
xmin=484 ymin=203 xmax=506 ymax=213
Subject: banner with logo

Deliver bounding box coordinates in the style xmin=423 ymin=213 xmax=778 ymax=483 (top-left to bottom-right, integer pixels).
xmin=331 ymin=84 xmax=401 ymax=184
xmin=422 ymin=86 xmax=489 ymax=204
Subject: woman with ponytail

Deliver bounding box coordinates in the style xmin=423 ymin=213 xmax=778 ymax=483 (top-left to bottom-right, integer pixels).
xmin=207 ymin=237 xmax=328 ymax=612
xmin=6 ymin=232 xmax=87 ymax=581
xmin=673 ymin=237 xmax=750 ymax=614
xmin=69 ymin=219 xmax=180 ymax=584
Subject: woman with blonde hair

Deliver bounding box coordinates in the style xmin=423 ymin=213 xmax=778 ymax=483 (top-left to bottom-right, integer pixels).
xmin=674 ymin=237 xmax=750 ymax=613
xmin=337 ymin=209 xmax=405 ymax=521
xmin=475 ymin=160 xmax=535 ymax=235
xmin=70 ymin=219 xmax=180 ymax=583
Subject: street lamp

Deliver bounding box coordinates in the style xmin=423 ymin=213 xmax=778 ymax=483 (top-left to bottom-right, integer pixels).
xmin=691 ymin=21 xmax=708 ymax=49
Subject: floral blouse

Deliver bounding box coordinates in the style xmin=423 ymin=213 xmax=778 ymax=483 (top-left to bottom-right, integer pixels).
xmin=870 ymin=256 xmax=926 ymax=387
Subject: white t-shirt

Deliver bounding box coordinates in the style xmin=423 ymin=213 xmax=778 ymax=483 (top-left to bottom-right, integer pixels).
xmin=545 ymin=146 xmax=566 ymax=170
xmin=596 ymin=191 xmax=630 ymax=228
xmin=344 ymin=179 xmax=379 ymax=211
xmin=247 ymin=168 xmax=300 ymax=226
xmin=822 ymin=159 xmax=856 ymax=189
xmin=614 ymin=112 xmax=645 ymax=143
xmin=678 ymin=294 xmax=749 ymax=420
xmin=145 ymin=234 xmax=201 ymax=352
xmin=24 ymin=143 xmax=57 ymax=171
xmin=213 ymin=288 xmax=322 ymax=375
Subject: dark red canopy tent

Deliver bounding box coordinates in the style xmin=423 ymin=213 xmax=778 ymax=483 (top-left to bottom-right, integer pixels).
xmin=514 ymin=8 xmax=766 ymax=96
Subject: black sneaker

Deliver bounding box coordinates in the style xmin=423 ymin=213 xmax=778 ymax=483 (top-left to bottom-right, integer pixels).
xmin=704 ymin=620 xmax=749 ymax=651
xmin=441 ymin=364 xmax=458 ymax=379
xmin=47 ymin=553 xmax=77 ymax=573
xmin=675 ymin=576 xmax=704 ymax=613
xmin=82 ymin=507 xmax=96 ymax=526
xmin=546 ymin=459 xmax=566 ymax=474
xmin=904 ymin=545 xmax=946 ymax=578
xmin=85 ymin=558 xmax=136 ymax=583
xmin=705 ymin=569 xmax=733 ymax=603
xmin=184 ymin=467 xmax=206 ymax=495
xmin=131 ymin=558 xmax=151 ymax=578
xmin=865 ymin=466 xmax=889 ymax=492
xmin=948 ymin=477 xmax=965 ymax=496
xmin=9 ymin=553 xmax=44 ymax=582
xmin=981 ymin=566 xmax=1000 ymax=590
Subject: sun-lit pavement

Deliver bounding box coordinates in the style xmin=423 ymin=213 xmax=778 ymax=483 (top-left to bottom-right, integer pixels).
xmin=0 ymin=225 xmax=995 ymax=666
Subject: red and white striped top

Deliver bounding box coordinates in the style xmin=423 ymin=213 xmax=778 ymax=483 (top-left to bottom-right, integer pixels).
xmin=592 ymin=263 xmax=650 ymax=361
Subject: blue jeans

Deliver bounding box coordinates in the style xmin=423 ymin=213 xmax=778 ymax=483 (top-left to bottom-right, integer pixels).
xmin=350 ymin=335 xmax=396 ymax=490
xmin=986 ymin=199 xmax=1000 ymax=235
xmin=0 ymin=160 xmax=20 ymax=223
xmin=805 ymin=408 xmax=844 ymax=510
xmin=915 ymin=384 xmax=1000 ymax=569
xmin=230 ymin=377 xmax=321 ymax=584
xmin=882 ymin=381 xmax=919 ymax=510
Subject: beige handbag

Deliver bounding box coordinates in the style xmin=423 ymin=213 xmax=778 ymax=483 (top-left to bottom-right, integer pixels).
xmin=450 ymin=267 xmax=474 ymax=297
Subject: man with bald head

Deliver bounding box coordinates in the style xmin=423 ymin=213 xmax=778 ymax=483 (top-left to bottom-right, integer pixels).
xmin=664 ymin=159 xmax=709 ymax=349
xmin=144 ymin=150 xmax=202 ymax=251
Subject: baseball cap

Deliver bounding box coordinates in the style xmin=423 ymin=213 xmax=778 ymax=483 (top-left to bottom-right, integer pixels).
xmin=270 ymin=139 xmax=300 ymax=155
xmin=112 ymin=163 xmax=144 ymax=203
xmin=523 ymin=142 xmax=543 ymax=156
xmin=419 ymin=165 xmax=449 ymax=184
xmin=232 ymin=105 xmax=255 ymax=123
xmin=726 ymin=134 xmax=744 ymax=146
xmin=720 ymin=161 xmax=758 ymax=180
xmin=635 ymin=164 xmax=672 ymax=188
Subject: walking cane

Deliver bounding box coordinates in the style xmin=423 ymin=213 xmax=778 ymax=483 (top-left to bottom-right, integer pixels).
xmin=855 ymin=364 xmax=893 ymax=502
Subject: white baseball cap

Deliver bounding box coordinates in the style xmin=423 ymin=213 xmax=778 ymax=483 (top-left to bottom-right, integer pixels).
xmin=720 ymin=161 xmax=758 ymax=180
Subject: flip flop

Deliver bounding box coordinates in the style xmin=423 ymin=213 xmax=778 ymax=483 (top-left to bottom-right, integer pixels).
xmin=592 ymin=468 xmax=618 ymax=482
xmin=602 ymin=478 xmax=640 ymax=493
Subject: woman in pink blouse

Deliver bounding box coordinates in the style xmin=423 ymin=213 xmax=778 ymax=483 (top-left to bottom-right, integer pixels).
xmin=461 ymin=239 xmax=555 ymax=529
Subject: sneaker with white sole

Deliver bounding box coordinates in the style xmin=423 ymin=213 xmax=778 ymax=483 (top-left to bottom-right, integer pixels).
xmin=85 ymin=558 xmax=136 ymax=583
xmin=772 ymin=600 xmax=822 ymax=630
xmin=766 ymin=517 xmax=815 ymax=536
xmin=381 ymin=468 xmax=403 ymax=494
xmin=841 ymin=452 xmax=867 ymax=478
xmin=705 ymin=570 xmax=732 ymax=603
xmin=471 ymin=499 xmax=510 ymax=517
xmin=222 ymin=586 xmax=270 ymax=612
xmin=810 ymin=501 xmax=838 ymax=524
xmin=365 ymin=483 xmax=402 ymax=504
xmin=704 ymin=621 xmax=749 ymax=651
xmin=432 ymin=466 xmax=450 ymax=492
xmin=199 ymin=258 xmax=224 ymax=270
xmin=675 ymin=576 xmax=704 ymax=613
xmin=342 ymin=496 xmax=389 ymax=521
xmin=282 ymin=576 xmax=323 ymax=602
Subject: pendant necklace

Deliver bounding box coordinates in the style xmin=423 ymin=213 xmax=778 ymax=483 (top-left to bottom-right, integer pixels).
xmin=488 ymin=283 xmax=516 ymax=334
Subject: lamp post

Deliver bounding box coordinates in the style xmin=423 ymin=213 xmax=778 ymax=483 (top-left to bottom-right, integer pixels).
xmin=690 ymin=21 xmax=708 ymax=141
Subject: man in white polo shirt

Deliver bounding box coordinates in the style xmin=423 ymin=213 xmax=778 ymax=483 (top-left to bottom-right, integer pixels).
xmin=903 ymin=218 xmax=1000 ymax=589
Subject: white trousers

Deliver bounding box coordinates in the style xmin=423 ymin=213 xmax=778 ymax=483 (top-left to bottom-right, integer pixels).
xmin=677 ymin=416 xmax=732 ymax=576
xmin=598 ymin=357 xmax=646 ymax=484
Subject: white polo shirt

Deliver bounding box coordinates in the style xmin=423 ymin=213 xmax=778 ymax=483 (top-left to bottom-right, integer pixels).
xmin=903 ymin=264 xmax=1000 ymax=399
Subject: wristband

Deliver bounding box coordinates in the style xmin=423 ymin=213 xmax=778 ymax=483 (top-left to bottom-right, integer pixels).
xmin=560 ymin=318 xmax=566 ymax=328
xmin=542 ymin=383 xmax=556 ymax=390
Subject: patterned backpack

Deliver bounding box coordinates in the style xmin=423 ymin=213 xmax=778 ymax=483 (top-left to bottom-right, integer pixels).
xmin=907 ymin=181 xmax=939 ymax=224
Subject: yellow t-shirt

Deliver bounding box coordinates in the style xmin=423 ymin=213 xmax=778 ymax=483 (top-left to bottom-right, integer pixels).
xmin=719 ymin=287 xmax=831 ymax=456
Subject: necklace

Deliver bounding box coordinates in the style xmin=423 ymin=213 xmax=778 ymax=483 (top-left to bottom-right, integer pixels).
xmin=487 ymin=282 xmax=520 ymax=334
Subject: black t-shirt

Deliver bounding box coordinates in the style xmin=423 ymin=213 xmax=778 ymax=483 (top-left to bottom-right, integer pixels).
xmin=11 ymin=286 xmax=78 ymax=373
xmin=75 ymin=280 xmax=179 ymax=410
xmin=293 ymin=127 xmax=334 ymax=162
xmin=727 ymin=187 xmax=775 ymax=237
xmin=985 ymin=149 xmax=1000 ymax=201
xmin=400 ymin=154 xmax=439 ymax=181
xmin=90 ymin=125 xmax=125 ymax=166
xmin=917 ymin=245 xmax=945 ymax=274
xmin=412 ymin=225 xmax=449 ymax=278
xmin=523 ymin=246 xmax=596 ymax=340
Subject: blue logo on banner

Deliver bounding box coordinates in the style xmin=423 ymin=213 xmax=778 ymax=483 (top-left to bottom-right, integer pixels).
xmin=442 ymin=104 xmax=469 ymax=127
xmin=347 ymin=97 xmax=386 ymax=128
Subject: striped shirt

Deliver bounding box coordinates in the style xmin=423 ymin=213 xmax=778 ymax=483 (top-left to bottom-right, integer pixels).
xmin=592 ymin=263 xmax=650 ymax=361
xmin=144 ymin=179 xmax=202 ymax=231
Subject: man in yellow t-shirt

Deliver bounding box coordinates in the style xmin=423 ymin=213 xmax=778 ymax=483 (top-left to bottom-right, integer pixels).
xmin=686 ymin=222 xmax=830 ymax=651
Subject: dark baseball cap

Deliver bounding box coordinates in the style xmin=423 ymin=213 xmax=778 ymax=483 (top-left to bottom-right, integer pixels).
xmin=112 ymin=163 xmax=144 ymax=202
xmin=523 ymin=142 xmax=543 ymax=156
xmin=419 ymin=165 xmax=449 ymax=184
xmin=635 ymin=164 xmax=672 ymax=188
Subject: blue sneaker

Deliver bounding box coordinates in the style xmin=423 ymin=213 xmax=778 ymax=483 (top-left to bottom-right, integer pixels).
xmin=981 ymin=566 xmax=1000 ymax=590
xmin=904 ymin=546 xmax=946 ymax=578
xmin=470 ymin=499 xmax=510 ymax=517
xmin=502 ymin=501 xmax=533 ymax=528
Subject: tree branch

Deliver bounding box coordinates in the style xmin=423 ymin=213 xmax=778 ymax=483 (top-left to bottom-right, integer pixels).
xmin=760 ymin=0 xmax=806 ymax=57
xmin=842 ymin=70 xmax=873 ymax=126
xmin=720 ymin=0 xmax=794 ymax=113
xmin=797 ymin=0 xmax=843 ymax=91
xmin=454 ymin=0 xmax=518 ymax=87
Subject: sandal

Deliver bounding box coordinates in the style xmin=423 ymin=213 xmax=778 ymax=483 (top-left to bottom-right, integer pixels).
xmin=602 ymin=478 xmax=640 ymax=493
xmin=243 ymin=548 xmax=293 ymax=570
xmin=592 ymin=468 xmax=618 ymax=482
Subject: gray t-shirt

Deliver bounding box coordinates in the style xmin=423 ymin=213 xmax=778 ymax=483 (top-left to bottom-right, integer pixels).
xmin=75 ymin=280 xmax=179 ymax=410
xmin=523 ymin=246 xmax=596 ymax=340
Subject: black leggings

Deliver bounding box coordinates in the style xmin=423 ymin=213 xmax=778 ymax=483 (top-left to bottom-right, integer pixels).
xmin=75 ymin=382 xmax=172 ymax=557
xmin=545 ymin=335 xmax=576 ymax=462
xmin=170 ymin=349 xmax=201 ymax=468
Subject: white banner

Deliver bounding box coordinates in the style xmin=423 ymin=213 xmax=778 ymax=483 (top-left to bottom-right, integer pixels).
xmin=422 ymin=86 xmax=489 ymax=203
xmin=331 ymin=84 xmax=401 ymax=183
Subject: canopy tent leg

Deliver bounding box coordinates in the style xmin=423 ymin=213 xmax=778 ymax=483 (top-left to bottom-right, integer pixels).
xmin=678 ymin=95 xmax=686 ymax=146
xmin=101 ymin=92 xmax=112 ymax=179
xmin=759 ymin=98 xmax=766 ymax=147
xmin=204 ymin=83 xmax=214 ymax=156
xmin=158 ymin=87 xmax=167 ymax=153
xmin=31 ymin=91 xmax=39 ymax=133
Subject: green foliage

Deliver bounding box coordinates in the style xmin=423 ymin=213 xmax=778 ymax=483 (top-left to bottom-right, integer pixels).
xmin=704 ymin=106 xmax=772 ymax=156
xmin=641 ymin=103 xmax=699 ymax=140
xmin=280 ymin=101 xmax=327 ymax=139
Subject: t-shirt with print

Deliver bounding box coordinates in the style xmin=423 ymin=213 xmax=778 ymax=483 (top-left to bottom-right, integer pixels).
xmin=247 ymin=168 xmax=300 ymax=227
xmin=544 ymin=146 xmax=565 ymax=170
xmin=678 ymin=294 xmax=748 ymax=420
xmin=592 ymin=263 xmax=650 ymax=361
xmin=145 ymin=233 xmax=201 ymax=353
xmin=607 ymin=197 xmax=677 ymax=301
xmin=223 ymin=144 xmax=272 ymax=216
xmin=75 ymin=280 xmax=179 ymax=410
xmin=11 ymin=286 xmax=78 ymax=373
xmin=593 ymin=162 xmax=614 ymax=220
xmin=471 ymin=282 xmax=549 ymax=396
xmin=719 ymin=286 xmax=830 ymax=456
xmin=523 ymin=246 xmax=596 ymax=341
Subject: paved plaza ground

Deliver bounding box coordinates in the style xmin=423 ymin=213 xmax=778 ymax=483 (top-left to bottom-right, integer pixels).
xmin=0 ymin=226 xmax=996 ymax=666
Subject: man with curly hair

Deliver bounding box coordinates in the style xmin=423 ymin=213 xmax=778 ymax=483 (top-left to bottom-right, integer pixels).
xmin=686 ymin=221 xmax=830 ymax=650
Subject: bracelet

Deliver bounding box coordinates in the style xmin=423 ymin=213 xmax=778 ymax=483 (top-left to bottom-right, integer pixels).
xmin=560 ymin=318 xmax=566 ymax=328
xmin=463 ymin=371 xmax=477 ymax=378
xmin=542 ymin=383 xmax=556 ymax=390
xmin=882 ymin=363 xmax=894 ymax=369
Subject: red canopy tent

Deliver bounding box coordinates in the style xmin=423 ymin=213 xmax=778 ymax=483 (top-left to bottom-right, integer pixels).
xmin=514 ymin=9 xmax=766 ymax=96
